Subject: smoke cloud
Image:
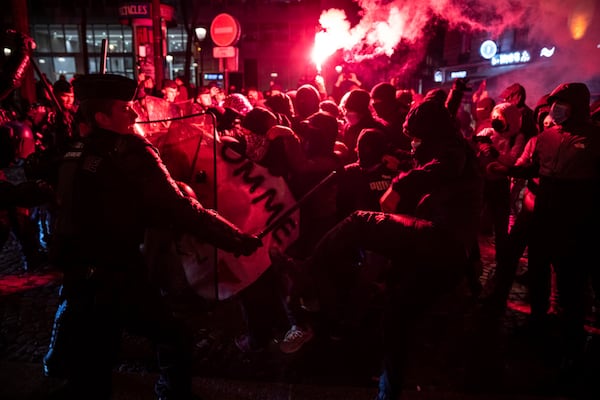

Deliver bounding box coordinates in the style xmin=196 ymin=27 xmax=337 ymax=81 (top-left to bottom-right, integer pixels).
xmin=317 ymin=0 xmax=600 ymax=103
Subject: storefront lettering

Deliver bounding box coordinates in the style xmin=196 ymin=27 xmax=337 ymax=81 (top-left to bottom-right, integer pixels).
xmin=119 ymin=4 xmax=150 ymax=18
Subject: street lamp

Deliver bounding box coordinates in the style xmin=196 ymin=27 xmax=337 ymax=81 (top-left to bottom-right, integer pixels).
xmin=165 ymin=54 xmax=173 ymax=79
xmin=195 ymin=27 xmax=207 ymax=88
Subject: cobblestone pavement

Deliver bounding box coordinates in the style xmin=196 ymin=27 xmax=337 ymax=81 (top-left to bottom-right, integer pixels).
xmin=1 ymin=233 xmax=599 ymax=399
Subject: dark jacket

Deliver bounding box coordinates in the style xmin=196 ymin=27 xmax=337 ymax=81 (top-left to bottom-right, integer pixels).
xmin=392 ymin=100 xmax=483 ymax=248
xmin=508 ymin=82 xmax=600 ymax=229
xmin=337 ymin=161 xmax=394 ymax=220
xmin=51 ymin=128 xmax=248 ymax=269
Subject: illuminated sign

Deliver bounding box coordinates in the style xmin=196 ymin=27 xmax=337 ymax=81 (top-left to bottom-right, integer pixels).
xmin=491 ymin=50 xmax=531 ymax=66
xmin=450 ymin=71 xmax=467 ymax=79
xmin=204 ymin=73 xmax=224 ymax=81
xmin=119 ymin=3 xmax=150 ymax=18
xmin=479 ymin=40 xmax=498 ymax=59
xmin=540 ymin=46 xmax=556 ymax=58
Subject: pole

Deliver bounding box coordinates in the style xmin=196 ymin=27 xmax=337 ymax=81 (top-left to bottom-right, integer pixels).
xmin=256 ymin=170 xmax=338 ymax=239
xmin=11 ymin=0 xmax=35 ymax=104
xmin=152 ymin=0 xmax=164 ymax=90
xmin=199 ymin=48 xmax=204 ymax=88
xmin=99 ymin=39 xmax=108 ymax=74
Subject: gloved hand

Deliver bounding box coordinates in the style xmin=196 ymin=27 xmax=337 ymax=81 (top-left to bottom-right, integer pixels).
xmin=477 ymin=143 xmax=499 ymax=159
xmin=232 ymin=233 xmax=262 ymax=257
xmin=452 ymin=77 xmax=471 ymax=92
xmin=486 ymin=161 xmax=509 ymax=177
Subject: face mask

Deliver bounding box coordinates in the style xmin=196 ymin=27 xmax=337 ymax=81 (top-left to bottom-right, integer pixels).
xmin=549 ymin=102 xmax=570 ymax=125
xmin=491 ymin=118 xmax=506 ymax=133
xmin=411 ymin=138 xmax=422 ymax=153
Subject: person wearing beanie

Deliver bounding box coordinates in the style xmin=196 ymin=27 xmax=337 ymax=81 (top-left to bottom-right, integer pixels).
xmin=337 ymin=127 xmax=395 ymax=219
xmin=370 ymin=82 xmax=412 ymax=153
xmin=500 ymin=82 xmax=537 ymax=138
xmin=339 ymin=88 xmax=388 ymax=163
xmin=239 ymin=107 xmax=278 ymax=163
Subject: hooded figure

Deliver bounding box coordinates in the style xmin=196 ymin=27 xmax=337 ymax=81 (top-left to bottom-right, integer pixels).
xmin=340 ymin=88 xmax=388 ymax=163
xmin=293 ymin=84 xmax=321 ymax=121
xmin=500 ymin=82 xmax=537 ymax=138
xmin=490 ymin=82 xmax=600 ymax=368
xmin=296 ymin=97 xmax=482 ymax=400
xmin=476 ymin=102 xmax=526 ymax=170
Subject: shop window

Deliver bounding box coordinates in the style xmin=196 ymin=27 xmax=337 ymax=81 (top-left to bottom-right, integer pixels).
xmin=53 ymin=56 xmax=76 ymax=81
xmin=64 ymin=25 xmax=80 ymax=53
xmin=167 ymin=27 xmax=185 ymax=53
xmin=49 ymin=25 xmax=66 ymax=53
xmin=32 ymin=25 xmax=51 ymax=52
xmin=91 ymin=25 xmax=109 ymax=53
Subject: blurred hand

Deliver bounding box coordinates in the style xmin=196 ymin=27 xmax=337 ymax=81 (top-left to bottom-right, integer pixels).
xmin=453 ymin=77 xmax=471 ymax=92
xmin=233 ymin=233 xmax=262 ymax=257
xmin=380 ymin=186 xmax=400 ymax=213
xmin=382 ymin=154 xmax=400 ymax=171
xmin=478 ymin=143 xmax=498 ymax=158
xmin=486 ymin=161 xmax=509 ymax=177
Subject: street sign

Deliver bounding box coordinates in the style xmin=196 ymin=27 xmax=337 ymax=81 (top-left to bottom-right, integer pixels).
xmin=213 ymin=46 xmax=236 ymax=58
xmin=210 ymin=13 xmax=241 ymax=47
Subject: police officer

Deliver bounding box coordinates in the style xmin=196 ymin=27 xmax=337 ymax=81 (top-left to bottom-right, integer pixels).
xmin=43 ymin=73 xmax=262 ymax=400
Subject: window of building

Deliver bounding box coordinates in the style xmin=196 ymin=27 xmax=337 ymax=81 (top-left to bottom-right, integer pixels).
xmin=64 ymin=25 xmax=81 ymax=53
xmin=167 ymin=27 xmax=186 ymax=53
xmin=33 ymin=25 xmax=51 ymax=52
xmin=53 ymin=56 xmax=76 ymax=80
xmin=49 ymin=25 xmax=66 ymax=52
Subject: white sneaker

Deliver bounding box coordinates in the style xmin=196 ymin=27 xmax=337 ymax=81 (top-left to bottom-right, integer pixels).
xmin=279 ymin=325 xmax=314 ymax=354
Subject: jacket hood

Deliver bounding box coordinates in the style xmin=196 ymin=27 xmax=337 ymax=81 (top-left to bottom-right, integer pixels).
xmin=491 ymin=102 xmax=521 ymax=137
xmin=547 ymin=82 xmax=590 ymax=122
xmin=295 ymin=84 xmax=321 ymax=119
xmin=500 ymin=83 xmax=526 ymax=106
xmin=403 ymin=98 xmax=456 ymax=141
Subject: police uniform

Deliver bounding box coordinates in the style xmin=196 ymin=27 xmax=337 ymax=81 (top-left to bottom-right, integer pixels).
xmin=44 ymin=74 xmax=261 ymax=399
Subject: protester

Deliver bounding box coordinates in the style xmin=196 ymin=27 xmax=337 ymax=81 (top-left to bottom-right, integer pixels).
xmin=285 ymin=98 xmax=483 ymax=400
xmin=487 ymin=82 xmax=600 ymax=383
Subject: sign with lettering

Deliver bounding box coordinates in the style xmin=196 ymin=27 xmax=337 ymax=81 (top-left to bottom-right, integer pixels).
xmin=141 ymin=108 xmax=299 ymax=300
xmin=491 ymin=50 xmax=531 ymax=66
xmin=119 ymin=3 xmax=150 ymax=18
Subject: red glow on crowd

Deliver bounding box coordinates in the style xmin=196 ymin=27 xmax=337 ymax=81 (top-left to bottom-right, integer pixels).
xmin=0 ymin=271 xmax=61 ymax=295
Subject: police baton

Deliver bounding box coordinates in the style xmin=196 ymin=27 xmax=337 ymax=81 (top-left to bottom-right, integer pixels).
xmin=256 ymin=169 xmax=339 ymax=240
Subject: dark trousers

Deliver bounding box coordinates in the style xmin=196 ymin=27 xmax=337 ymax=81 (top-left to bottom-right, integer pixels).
xmin=482 ymin=179 xmax=511 ymax=265
xmin=45 ymin=272 xmax=192 ymax=399
xmin=528 ymin=213 xmax=595 ymax=360
xmin=307 ymin=211 xmax=469 ymax=400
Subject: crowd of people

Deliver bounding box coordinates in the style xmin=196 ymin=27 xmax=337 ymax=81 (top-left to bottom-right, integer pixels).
xmin=2 ymin=32 xmax=600 ymax=398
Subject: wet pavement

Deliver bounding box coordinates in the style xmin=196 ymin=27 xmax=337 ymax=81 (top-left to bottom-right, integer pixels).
xmin=1 ymin=233 xmax=599 ymax=400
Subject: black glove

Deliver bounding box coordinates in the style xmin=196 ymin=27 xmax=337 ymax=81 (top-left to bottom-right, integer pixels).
xmin=233 ymin=233 xmax=262 ymax=257
xmin=452 ymin=77 xmax=471 ymax=92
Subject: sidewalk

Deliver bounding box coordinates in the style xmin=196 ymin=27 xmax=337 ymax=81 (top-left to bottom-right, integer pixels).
xmin=1 ymin=234 xmax=597 ymax=399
